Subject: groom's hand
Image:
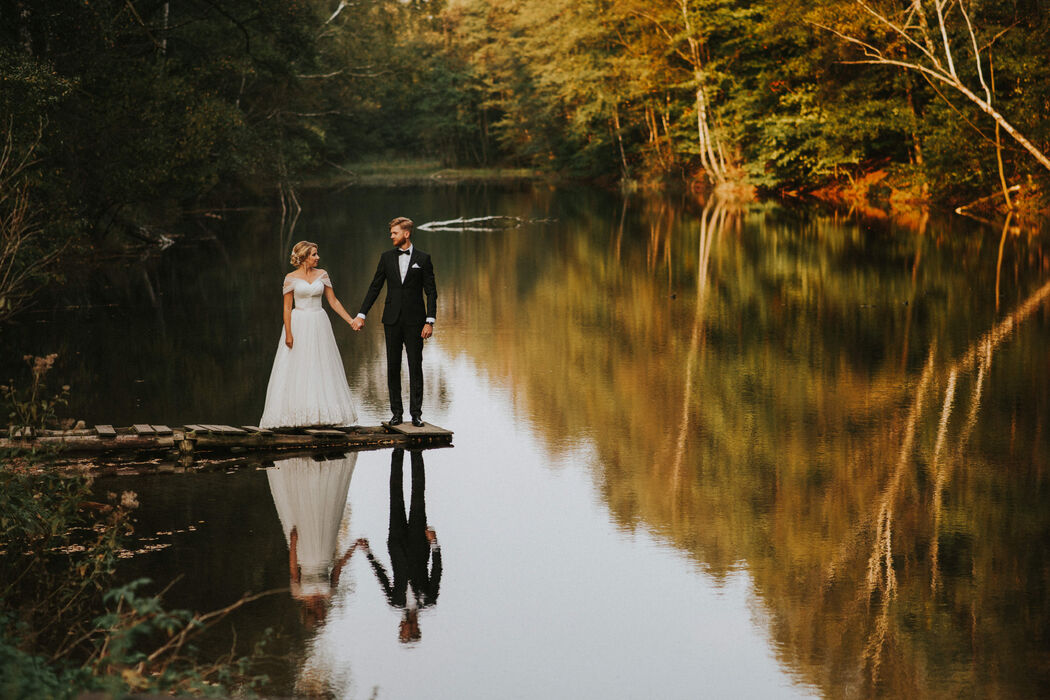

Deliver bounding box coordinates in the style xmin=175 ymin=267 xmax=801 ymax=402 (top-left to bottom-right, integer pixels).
xmin=421 ymin=322 xmax=433 ymax=339
xmin=350 ymin=317 xmax=364 ymax=331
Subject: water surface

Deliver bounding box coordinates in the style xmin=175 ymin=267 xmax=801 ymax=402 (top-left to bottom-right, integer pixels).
xmin=5 ymin=186 xmax=1050 ymax=698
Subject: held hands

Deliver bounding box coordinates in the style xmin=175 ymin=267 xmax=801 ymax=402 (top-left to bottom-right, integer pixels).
xmin=348 ymin=318 xmax=428 ymax=336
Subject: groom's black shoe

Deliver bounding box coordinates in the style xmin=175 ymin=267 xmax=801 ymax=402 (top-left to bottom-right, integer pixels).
xmin=389 ymin=415 xmax=403 ymax=426
xmin=411 ymin=416 xmax=424 ymax=427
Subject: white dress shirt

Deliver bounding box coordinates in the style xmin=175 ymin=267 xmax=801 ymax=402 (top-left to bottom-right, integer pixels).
xmin=398 ymin=244 xmax=413 ymax=283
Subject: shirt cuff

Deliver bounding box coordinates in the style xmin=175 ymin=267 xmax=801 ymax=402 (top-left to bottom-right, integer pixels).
xmin=426 ymin=317 xmax=435 ymax=324
xmin=356 ymin=313 xmax=366 ymax=320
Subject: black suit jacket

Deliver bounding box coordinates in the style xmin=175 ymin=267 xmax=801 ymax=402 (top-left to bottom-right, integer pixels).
xmin=358 ymin=247 xmax=437 ymax=326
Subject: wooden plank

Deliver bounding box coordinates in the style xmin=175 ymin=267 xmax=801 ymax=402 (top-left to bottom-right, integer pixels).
xmin=95 ymin=425 xmax=117 ymax=438
xmin=151 ymin=425 xmax=173 ymax=435
xmin=133 ymin=424 xmax=156 ymax=435
xmin=241 ymin=425 xmax=274 ymax=435
xmin=304 ymin=428 xmax=348 ymax=438
xmin=215 ymin=424 xmax=246 ymax=434
xmin=184 ymin=424 xmax=209 ymax=433
xmin=382 ymin=421 xmax=454 ymax=437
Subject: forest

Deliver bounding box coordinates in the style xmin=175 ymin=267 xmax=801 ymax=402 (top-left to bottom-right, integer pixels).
xmin=2 ymin=0 xmax=1049 ymax=319
xmin=3 ymin=3 xmax=1050 ymax=694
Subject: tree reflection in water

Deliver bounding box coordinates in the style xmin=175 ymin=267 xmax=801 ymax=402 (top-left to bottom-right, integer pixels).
xmin=438 ymin=194 xmax=1050 ymax=696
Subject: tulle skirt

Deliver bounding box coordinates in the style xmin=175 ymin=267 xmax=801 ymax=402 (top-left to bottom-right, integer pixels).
xmin=260 ymin=308 xmax=359 ymax=428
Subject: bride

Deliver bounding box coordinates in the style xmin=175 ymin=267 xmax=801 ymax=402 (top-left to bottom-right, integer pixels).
xmin=260 ymin=241 xmax=359 ymax=428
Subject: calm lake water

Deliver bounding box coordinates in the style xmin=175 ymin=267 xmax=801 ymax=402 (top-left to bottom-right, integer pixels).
xmin=5 ymin=185 xmax=1050 ymax=697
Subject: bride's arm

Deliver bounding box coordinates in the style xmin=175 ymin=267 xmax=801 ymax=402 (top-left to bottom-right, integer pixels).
xmin=321 ymin=272 xmax=355 ymax=325
xmin=325 ymin=286 xmax=355 ymax=325
xmin=283 ymin=290 xmax=294 ymax=348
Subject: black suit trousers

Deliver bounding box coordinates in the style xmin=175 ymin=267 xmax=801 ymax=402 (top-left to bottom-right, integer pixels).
xmin=384 ymin=319 xmax=424 ymax=419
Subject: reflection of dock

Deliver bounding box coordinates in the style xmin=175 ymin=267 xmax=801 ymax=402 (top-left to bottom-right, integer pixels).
xmin=1 ymin=423 xmax=454 ymax=461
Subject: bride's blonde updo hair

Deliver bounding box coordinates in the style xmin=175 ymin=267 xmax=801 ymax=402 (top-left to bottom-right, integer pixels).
xmin=290 ymin=240 xmax=318 ymax=267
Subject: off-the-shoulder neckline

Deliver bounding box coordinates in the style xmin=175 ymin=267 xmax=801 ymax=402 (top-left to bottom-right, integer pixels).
xmin=286 ymin=269 xmax=328 ymax=284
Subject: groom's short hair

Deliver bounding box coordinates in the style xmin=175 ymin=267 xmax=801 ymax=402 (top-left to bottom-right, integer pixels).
xmin=389 ymin=216 xmax=414 ymax=234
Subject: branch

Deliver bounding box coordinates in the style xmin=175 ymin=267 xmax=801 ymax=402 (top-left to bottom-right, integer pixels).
xmin=910 ymin=0 xmax=942 ymax=67
xmin=326 ymin=0 xmax=348 ymax=24
xmin=918 ymin=72 xmax=1000 ymax=150
xmin=856 ymin=1 xmax=939 ymax=66
xmin=933 ymin=0 xmax=958 ymax=78
xmin=297 ymin=69 xmax=345 ymax=79
xmin=810 ymin=22 xmax=885 ymax=59
xmin=842 ymin=56 xmax=1050 ymax=171
xmin=981 ymin=23 xmax=1016 ymax=52
xmin=145 ymin=589 xmax=285 ymax=665
xmin=279 ymin=110 xmax=347 ymax=117
xmin=122 ymin=0 xmax=165 ymax=50
xmin=958 ymin=0 xmax=991 ymax=104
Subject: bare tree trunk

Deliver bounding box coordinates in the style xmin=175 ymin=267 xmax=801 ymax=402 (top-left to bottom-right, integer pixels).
xmin=680 ymin=0 xmax=727 ymax=185
xmin=645 ymin=105 xmax=658 ymax=145
xmin=903 ymin=62 xmax=930 ymax=198
xmin=989 ymin=54 xmax=1012 ymax=209
xmin=612 ymin=103 xmax=631 ymax=179
xmin=661 ymin=105 xmax=675 ymax=166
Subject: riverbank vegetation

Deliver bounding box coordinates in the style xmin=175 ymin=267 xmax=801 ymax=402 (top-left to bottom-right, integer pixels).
xmin=0 ymin=357 xmax=271 ymax=697
xmin=2 ymin=0 xmax=1049 ymax=321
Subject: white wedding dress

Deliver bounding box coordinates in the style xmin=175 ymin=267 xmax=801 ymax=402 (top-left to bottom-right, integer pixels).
xmin=260 ymin=271 xmax=359 ymax=428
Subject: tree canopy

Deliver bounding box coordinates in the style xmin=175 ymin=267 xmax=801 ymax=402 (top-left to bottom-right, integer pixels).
xmin=1 ymin=0 xmax=1048 ymax=286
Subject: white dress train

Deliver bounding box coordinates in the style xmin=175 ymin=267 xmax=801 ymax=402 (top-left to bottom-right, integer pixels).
xmin=260 ymin=271 xmax=359 ymax=428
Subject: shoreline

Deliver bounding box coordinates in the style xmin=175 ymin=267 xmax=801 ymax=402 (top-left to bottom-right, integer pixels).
xmin=308 ymin=160 xmax=1048 ymax=232
xmin=304 ymin=160 xmax=551 ymax=188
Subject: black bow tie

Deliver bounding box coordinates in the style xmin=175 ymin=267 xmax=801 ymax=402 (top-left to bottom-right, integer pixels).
xmin=399 ymin=249 xmax=411 ymax=255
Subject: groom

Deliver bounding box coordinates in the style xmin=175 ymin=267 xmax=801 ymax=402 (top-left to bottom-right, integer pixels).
xmin=350 ymin=217 xmax=437 ymax=427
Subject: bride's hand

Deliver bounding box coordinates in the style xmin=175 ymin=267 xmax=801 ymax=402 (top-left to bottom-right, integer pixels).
xmin=285 ymin=333 xmax=294 ymax=349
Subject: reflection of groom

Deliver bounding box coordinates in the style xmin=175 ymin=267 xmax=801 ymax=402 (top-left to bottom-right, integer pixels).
xmin=360 ymin=448 xmax=441 ymax=643
xmin=351 ymin=217 xmax=437 ymax=427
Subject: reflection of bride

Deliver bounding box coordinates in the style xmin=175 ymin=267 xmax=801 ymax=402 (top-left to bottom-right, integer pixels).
xmin=267 ymin=452 xmax=359 ymax=626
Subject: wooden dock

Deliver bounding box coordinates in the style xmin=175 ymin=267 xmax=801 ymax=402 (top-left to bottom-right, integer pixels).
xmin=1 ymin=422 xmax=454 ymax=465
